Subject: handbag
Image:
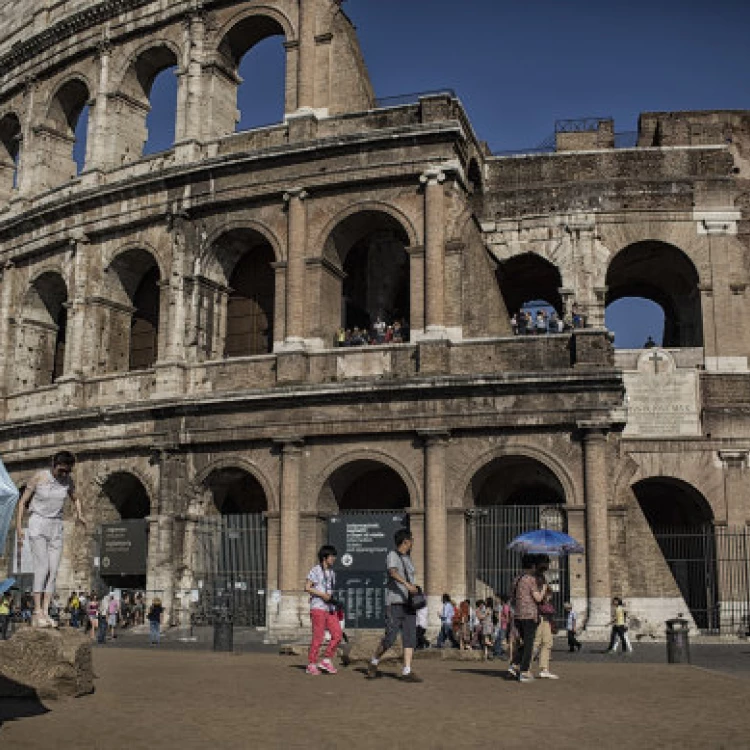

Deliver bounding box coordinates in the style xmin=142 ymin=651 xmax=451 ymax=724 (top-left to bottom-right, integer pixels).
xmin=398 ymin=553 xmax=427 ymax=611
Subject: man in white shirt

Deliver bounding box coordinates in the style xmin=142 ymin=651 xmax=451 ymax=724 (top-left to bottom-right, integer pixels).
xmin=436 ymin=593 xmax=458 ymax=648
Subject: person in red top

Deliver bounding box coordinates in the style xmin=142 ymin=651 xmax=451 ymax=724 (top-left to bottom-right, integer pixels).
xmin=508 ymin=554 xmax=549 ymax=683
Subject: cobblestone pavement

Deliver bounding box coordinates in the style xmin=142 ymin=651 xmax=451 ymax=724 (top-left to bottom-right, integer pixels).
xmin=2 ymin=647 xmax=750 ymax=749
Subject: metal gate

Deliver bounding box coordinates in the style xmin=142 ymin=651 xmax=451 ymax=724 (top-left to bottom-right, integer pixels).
xmin=467 ymin=505 xmax=569 ymax=626
xmin=653 ymin=525 xmax=750 ymax=635
xmin=190 ymin=514 xmax=267 ymax=627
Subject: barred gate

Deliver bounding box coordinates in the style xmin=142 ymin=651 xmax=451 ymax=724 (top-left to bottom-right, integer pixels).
xmin=653 ymin=525 xmax=750 ymax=635
xmin=467 ymin=505 xmax=569 ymax=626
xmin=189 ymin=514 xmax=267 ymax=627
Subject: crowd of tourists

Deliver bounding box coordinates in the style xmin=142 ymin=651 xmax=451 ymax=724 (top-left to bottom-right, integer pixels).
xmin=335 ymin=317 xmax=410 ymax=347
xmin=511 ymin=305 xmax=586 ymax=336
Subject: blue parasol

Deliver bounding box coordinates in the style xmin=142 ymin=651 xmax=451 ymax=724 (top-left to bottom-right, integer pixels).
xmin=0 ymin=577 xmax=16 ymax=595
xmin=0 ymin=457 xmax=20 ymax=551
xmin=507 ymin=529 xmax=584 ymax=556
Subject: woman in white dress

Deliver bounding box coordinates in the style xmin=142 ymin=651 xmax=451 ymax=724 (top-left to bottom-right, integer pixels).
xmin=15 ymin=451 xmax=85 ymax=628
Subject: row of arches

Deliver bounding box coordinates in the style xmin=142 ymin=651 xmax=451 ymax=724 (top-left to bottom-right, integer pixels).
xmin=11 ymin=209 xmax=412 ymax=390
xmin=0 ymin=15 xmax=290 ymax=199
xmin=498 ymin=240 xmax=703 ymax=348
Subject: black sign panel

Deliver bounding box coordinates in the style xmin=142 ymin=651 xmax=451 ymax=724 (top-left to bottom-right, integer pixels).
xmin=100 ymin=520 xmax=148 ymax=576
xmin=328 ymin=513 xmax=407 ymax=629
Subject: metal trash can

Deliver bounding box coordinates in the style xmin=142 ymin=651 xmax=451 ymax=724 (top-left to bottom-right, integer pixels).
xmin=666 ymin=617 xmax=690 ymax=664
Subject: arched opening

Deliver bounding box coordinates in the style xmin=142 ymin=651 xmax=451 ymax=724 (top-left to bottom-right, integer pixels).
xmin=633 ymin=477 xmax=716 ymax=629
xmin=116 ymin=46 xmax=180 ymax=161
xmin=220 ymin=231 xmax=276 ymax=357
xmin=199 ymin=467 xmax=268 ymax=626
xmin=606 ymin=242 xmax=702 ymax=348
xmin=44 ymin=78 xmax=90 ymax=185
xmin=319 ymin=460 xmax=411 ymax=512
xmin=606 ymin=297 xmax=665 ymax=348
xmin=106 ymin=249 xmax=161 ymax=372
xmin=324 ymin=211 xmax=411 ymax=343
xmin=0 ymin=112 xmax=21 ymax=201
xmin=216 ymin=15 xmax=287 ymax=136
xmin=467 ymin=455 xmax=568 ymax=613
xmin=496 ymin=253 xmax=563 ymax=333
xmin=14 ymin=272 xmax=68 ymax=391
xmin=98 ymin=472 xmax=151 ymax=591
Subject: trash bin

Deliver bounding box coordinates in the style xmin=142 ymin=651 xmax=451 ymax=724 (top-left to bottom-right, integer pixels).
xmin=213 ymin=615 xmax=233 ymax=652
xmin=666 ymin=617 xmax=690 ymax=664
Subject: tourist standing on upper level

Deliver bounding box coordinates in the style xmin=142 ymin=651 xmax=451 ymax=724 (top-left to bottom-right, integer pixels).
xmin=15 ymin=451 xmax=85 ymax=629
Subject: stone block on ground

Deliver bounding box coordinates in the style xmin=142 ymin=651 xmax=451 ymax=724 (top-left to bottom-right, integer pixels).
xmin=0 ymin=627 xmax=94 ymax=700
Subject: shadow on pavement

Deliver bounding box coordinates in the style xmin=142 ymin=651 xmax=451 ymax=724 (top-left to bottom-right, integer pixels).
xmin=0 ymin=675 xmax=50 ymax=729
xmin=452 ymin=668 xmax=517 ymax=681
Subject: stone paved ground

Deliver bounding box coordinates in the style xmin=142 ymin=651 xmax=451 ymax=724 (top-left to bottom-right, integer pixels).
xmin=2 ymin=648 xmax=750 ymax=750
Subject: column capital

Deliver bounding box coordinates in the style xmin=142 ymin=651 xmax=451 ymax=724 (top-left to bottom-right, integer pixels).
xmin=418 ymin=428 xmax=450 ymax=446
xmin=419 ymin=168 xmax=446 ymax=186
xmin=719 ymin=450 xmax=749 ymax=468
xmin=283 ymin=187 xmax=309 ymax=202
xmin=577 ymin=421 xmax=610 ymax=440
xmin=273 ymin=436 xmax=305 ymax=454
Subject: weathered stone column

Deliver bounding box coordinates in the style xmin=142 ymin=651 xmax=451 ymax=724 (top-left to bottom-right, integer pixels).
xmin=282 ymin=188 xmax=308 ymax=348
xmin=61 ymin=237 xmax=90 ymax=378
xmin=179 ymin=8 xmax=205 ymax=144
xmin=0 ymin=262 xmax=17 ymax=403
xmin=421 ymin=429 xmax=449 ymax=627
xmin=88 ymin=39 xmax=112 ymax=172
xmin=720 ymin=450 xmax=749 ymax=528
xmin=420 ymin=168 xmax=447 ymax=338
xmin=296 ymin=0 xmax=316 ymax=112
xmin=270 ymin=437 xmax=304 ymax=639
xmin=580 ymin=425 xmax=612 ymax=629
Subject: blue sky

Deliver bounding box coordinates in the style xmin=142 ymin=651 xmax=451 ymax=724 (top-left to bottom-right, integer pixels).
xmin=78 ymin=0 xmax=749 ymax=348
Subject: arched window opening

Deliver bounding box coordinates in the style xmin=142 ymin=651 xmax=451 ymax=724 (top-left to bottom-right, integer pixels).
xmin=223 ymin=238 xmax=276 ymax=358
xmin=324 ymin=211 xmax=411 ymax=345
xmin=236 ymin=36 xmax=286 ymax=130
xmin=217 ymin=15 xmax=287 ymax=136
xmin=116 ymin=46 xmax=179 ymax=162
xmin=633 ymin=477 xmax=716 ymax=630
xmin=606 ymin=242 xmax=702 ymax=348
xmin=45 ymin=79 xmax=90 ymax=184
xmin=606 ymin=297 xmax=666 ymax=349
xmin=0 ymin=113 xmax=21 ymax=199
xmin=319 ymin=460 xmax=410 ymax=512
xmin=106 ymin=249 xmax=161 ymax=373
xmin=15 ymin=272 xmax=69 ymax=390
xmin=204 ymin=468 xmax=268 ymax=516
xmin=497 ymin=254 xmax=563 ymax=334
xmin=101 ymin=472 xmax=152 ymax=521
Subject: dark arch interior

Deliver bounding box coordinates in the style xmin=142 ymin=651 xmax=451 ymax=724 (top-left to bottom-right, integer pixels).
xmin=102 ymin=472 xmax=151 ymax=520
xmin=326 ymin=212 xmax=411 ymax=333
xmin=323 ymin=460 xmax=410 ymax=511
xmin=223 ymin=234 xmax=275 ymax=357
xmin=204 ymin=468 xmax=268 ymax=515
xmin=606 ymin=242 xmax=702 ymax=347
xmin=497 ymin=254 xmax=563 ymax=317
xmin=633 ymin=477 xmax=713 ymax=528
xmin=0 ymin=113 xmax=21 ymax=166
xmin=48 ymin=79 xmax=90 ymax=134
xmin=130 ymin=266 xmax=160 ymax=370
xmin=24 ymin=272 xmax=68 ymax=385
xmin=472 ymin=456 xmax=566 ymax=506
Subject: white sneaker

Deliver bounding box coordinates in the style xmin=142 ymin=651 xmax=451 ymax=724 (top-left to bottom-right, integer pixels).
xmin=508 ymin=665 xmax=518 ymax=677
xmin=539 ymin=670 xmax=559 ymax=679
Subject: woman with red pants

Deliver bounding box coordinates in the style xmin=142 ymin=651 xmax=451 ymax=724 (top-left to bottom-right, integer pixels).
xmin=304 ymin=545 xmax=342 ymax=675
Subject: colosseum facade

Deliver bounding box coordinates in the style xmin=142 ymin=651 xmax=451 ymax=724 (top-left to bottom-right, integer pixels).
xmin=1 ymin=0 xmax=749 ymax=640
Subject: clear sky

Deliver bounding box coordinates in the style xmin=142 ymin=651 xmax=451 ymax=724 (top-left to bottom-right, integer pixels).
xmin=77 ymin=0 xmax=749 ymax=348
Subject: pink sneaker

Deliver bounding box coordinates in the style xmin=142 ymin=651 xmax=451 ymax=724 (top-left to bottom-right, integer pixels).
xmin=306 ymin=664 xmax=322 ymax=675
xmin=318 ymin=659 xmax=338 ymax=675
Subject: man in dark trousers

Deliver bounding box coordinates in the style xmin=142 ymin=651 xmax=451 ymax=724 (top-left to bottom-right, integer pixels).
xmin=564 ymin=602 xmax=582 ymax=652
xmin=366 ymin=528 xmax=422 ymax=682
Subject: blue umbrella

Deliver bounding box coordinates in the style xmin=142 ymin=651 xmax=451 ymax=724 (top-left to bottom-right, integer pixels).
xmin=507 ymin=529 xmax=584 ymax=556
xmin=0 ymin=577 xmax=16 ymax=595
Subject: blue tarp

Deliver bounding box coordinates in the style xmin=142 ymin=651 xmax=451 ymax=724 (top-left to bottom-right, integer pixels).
xmin=0 ymin=457 xmax=19 ymax=552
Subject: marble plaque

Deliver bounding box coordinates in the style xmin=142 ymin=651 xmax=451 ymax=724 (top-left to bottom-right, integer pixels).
xmin=623 ymin=349 xmax=701 ymax=437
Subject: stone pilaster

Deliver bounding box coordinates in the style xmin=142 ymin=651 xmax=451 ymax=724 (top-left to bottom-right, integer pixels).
xmin=87 ymin=39 xmax=112 ymax=173
xmin=178 ymin=8 xmax=205 ymax=145
xmin=0 ymin=261 xmax=17 ymax=404
xmin=282 ymin=188 xmax=308 ymax=349
xmin=296 ymin=0 xmax=316 ymax=113
xmin=719 ymin=450 xmax=749 ymax=528
xmin=580 ymin=424 xmax=612 ymax=630
xmin=61 ymin=236 xmax=90 ymax=378
xmin=420 ymin=429 xmax=450 ymax=619
xmin=420 ymin=168 xmax=447 ymax=338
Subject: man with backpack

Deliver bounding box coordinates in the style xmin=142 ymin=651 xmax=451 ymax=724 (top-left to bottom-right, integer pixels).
xmin=366 ymin=528 xmax=423 ymax=682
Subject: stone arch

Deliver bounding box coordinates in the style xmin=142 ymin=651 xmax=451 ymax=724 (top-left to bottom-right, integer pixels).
xmin=41 ymin=76 xmax=91 ymax=185
xmin=320 ymin=205 xmax=415 ymax=337
xmin=98 ymin=470 xmax=153 ymax=522
xmin=208 ymin=7 xmax=295 ymax=137
xmin=13 ymin=270 xmax=69 ymax=390
xmin=311 ymin=449 xmax=421 ymax=513
xmin=104 ymin=247 xmax=162 ymax=371
xmin=192 ymin=457 xmax=277 ymax=514
xmin=193 ymin=461 xmax=272 ymax=516
xmin=200 ymin=219 xmax=283 ymax=280
xmin=0 ymin=111 xmax=21 ymax=202
xmin=459 ymin=445 xmax=577 ymax=509
xmin=496 ymin=252 xmax=564 ymax=317
xmin=605 ymin=240 xmax=702 ymax=347
xmin=111 ymin=42 xmax=181 ymax=162
xmin=632 ymin=475 xmax=714 ymax=528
